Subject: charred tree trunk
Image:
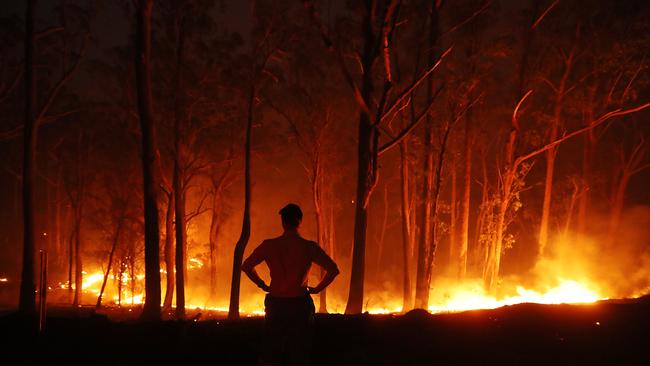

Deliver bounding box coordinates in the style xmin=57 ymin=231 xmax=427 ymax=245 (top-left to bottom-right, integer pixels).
xmin=538 ymin=48 xmax=574 ymax=258
xmin=173 ymin=172 xmax=187 ymax=319
xmin=458 ymin=107 xmax=472 ymax=279
xmin=135 ymin=0 xmax=162 ymax=321
xmin=19 ymin=0 xmax=37 ymax=315
xmin=375 ymin=185 xmax=389 ymax=276
xmin=414 ymin=1 xmax=439 ymax=310
xmin=72 ymin=203 xmax=83 ymax=308
xmin=344 ymin=1 xmax=379 ymax=315
xmin=399 ymin=140 xmax=413 ymax=310
xmin=577 ymin=91 xmax=596 ymax=235
xmin=228 ymin=83 xmax=254 ymax=319
xmin=483 ymin=0 xmax=539 ymax=291
xmin=609 ymin=139 xmax=648 ymax=241
xmin=162 ymin=193 xmax=174 ymax=312
xmin=207 ymin=188 xmax=222 ymax=305
xmin=312 ymin=153 xmax=329 ymax=313
xmin=96 ymin=214 xmax=124 ymax=309
xmin=173 ymin=11 xmax=187 ymax=321
xmin=67 ymin=218 xmax=74 ymax=302
xmin=449 ymin=162 xmax=457 ymax=270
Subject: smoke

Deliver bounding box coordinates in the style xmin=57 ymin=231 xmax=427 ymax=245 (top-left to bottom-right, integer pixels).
xmin=533 ymin=204 xmax=650 ymax=299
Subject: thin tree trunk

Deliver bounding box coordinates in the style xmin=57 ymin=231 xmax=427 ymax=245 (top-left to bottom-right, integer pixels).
xmin=96 ymin=214 xmax=124 ymax=309
xmin=475 ymin=153 xmax=489 ymax=273
xmin=73 ymin=135 xmax=86 ymax=310
xmin=345 ymin=0 xmax=378 ymax=315
xmin=55 ymin=166 xmax=64 ymax=270
xmin=19 ymin=0 xmax=37 ymax=315
xmin=117 ymin=259 xmax=125 ymax=307
xmin=449 ymin=162 xmax=457 ymax=270
xmin=173 ymin=11 xmax=187 ymax=320
xmin=68 ymin=220 xmax=74 ymax=302
xmin=375 ymin=185 xmax=389 ymax=275
xmin=135 ymin=0 xmax=162 ymax=321
xmin=484 ymin=0 xmax=539 ymax=291
xmin=399 ymin=140 xmax=413 ymax=311
xmin=228 ymin=83 xmax=254 ymax=319
xmin=208 ymin=189 xmax=221 ymax=305
xmin=72 ymin=210 xmax=83 ymax=308
xmin=538 ymin=48 xmax=574 ymax=258
xmin=458 ymin=107 xmax=472 ymax=279
xmin=577 ymin=95 xmax=596 ymax=235
xmin=162 ymin=193 xmax=174 ymax=311
xmin=563 ymin=179 xmax=579 ymax=237
xmin=312 ymin=153 xmax=329 ymax=313
xmin=414 ymin=0 xmax=439 ymax=310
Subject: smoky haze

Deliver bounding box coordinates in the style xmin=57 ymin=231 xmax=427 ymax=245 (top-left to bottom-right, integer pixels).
xmin=0 ymin=0 xmax=649 ymax=315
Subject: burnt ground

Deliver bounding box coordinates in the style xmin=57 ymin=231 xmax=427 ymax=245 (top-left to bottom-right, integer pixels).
xmin=1 ymin=296 xmax=649 ymax=365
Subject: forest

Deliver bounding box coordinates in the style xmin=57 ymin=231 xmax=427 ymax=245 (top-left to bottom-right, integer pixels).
xmin=0 ymin=0 xmax=649 ymax=327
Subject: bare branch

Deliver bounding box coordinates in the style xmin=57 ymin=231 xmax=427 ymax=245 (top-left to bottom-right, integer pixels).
xmin=442 ymin=0 xmax=493 ymax=37
xmin=35 ymin=26 xmax=65 ymax=40
xmin=300 ymin=0 xmax=371 ymax=115
xmin=514 ymin=102 xmax=650 ymax=167
xmin=378 ymin=84 xmax=444 ymax=156
xmin=380 ymin=46 xmax=452 ymax=124
xmin=531 ymin=0 xmax=561 ymax=29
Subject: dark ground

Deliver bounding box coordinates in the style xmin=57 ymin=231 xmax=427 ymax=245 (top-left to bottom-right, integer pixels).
xmin=1 ymin=297 xmax=649 ymax=365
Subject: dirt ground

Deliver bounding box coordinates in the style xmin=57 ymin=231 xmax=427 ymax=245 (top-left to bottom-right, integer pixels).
xmin=1 ymin=296 xmax=649 ymax=365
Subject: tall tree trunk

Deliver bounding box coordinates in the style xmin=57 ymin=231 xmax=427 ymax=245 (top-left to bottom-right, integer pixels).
xmin=538 ymin=48 xmax=574 ymax=258
xmin=19 ymin=0 xmax=37 ymax=315
xmin=475 ymin=153 xmax=489 ymax=273
xmin=96 ymin=214 xmax=124 ymax=309
xmin=449 ymin=162 xmax=457 ymax=270
xmin=173 ymin=174 xmax=187 ymax=319
xmin=162 ymin=193 xmax=174 ymax=311
xmin=208 ymin=189 xmax=221 ymax=305
xmin=483 ymin=0 xmax=539 ymax=292
xmin=228 ymin=84 xmax=254 ymax=319
xmin=68 ymin=220 xmax=74 ymax=302
xmin=399 ymin=140 xmax=413 ymax=311
xmin=312 ymin=153 xmax=329 ymax=313
xmin=414 ymin=0 xmax=439 ymax=310
xmin=344 ymin=1 xmax=378 ymax=315
xmin=577 ymin=93 xmax=596 ymax=235
xmin=458 ymin=108 xmax=472 ymax=279
xmin=72 ymin=207 xmax=83 ymax=308
xmin=173 ymin=10 xmax=187 ymax=320
xmin=135 ymin=0 xmax=162 ymax=321
xmin=375 ymin=185 xmax=389 ymax=275
xmin=55 ymin=166 xmax=64 ymax=270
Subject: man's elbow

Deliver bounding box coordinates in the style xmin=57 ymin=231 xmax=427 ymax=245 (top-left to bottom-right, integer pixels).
xmin=329 ymin=265 xmax=340 ymax=277
xmin=241 ymin=259 xmax=253 ymax=273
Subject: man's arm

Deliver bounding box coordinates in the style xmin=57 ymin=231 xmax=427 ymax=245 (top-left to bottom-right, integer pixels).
xmin=307 ymin=242 xmax=340 ymax=294
xmin=242 ymin=243 xmax=270 ymax=292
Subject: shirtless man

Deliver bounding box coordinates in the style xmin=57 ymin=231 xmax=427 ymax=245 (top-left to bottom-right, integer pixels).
xmin=242 ymin=203 xmax=339 ymax=366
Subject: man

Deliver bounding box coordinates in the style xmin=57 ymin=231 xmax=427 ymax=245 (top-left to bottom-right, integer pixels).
xmin=242 ymin=203 xmax=339 ymax=366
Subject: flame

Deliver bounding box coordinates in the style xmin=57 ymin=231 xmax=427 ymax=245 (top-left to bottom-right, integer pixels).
xmin=72 ymin=266 xmax=605 ymax=316
xmin=426 ymin=279 xmax=603 ymax=314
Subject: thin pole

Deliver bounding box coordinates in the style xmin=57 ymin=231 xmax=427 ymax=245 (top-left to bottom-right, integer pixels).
xmin=39 ymin=250 xmax=48 ymax=334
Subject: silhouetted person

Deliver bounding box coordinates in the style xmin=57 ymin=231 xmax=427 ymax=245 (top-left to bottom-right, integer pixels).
xmin=242 ymin=203 xmax=339 ymax=366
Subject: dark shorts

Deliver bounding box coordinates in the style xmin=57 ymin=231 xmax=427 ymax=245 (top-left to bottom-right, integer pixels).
xmin=261 ymin=294 xmax=315 ymax=366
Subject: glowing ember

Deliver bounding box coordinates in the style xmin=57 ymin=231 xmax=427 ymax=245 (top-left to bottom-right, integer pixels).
xmin=0 ymin=277 xmax=8 ymax=282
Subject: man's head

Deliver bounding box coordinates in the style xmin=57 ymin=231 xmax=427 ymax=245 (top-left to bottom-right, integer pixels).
xmin=279 ymin=203 xmax=303 ymax=230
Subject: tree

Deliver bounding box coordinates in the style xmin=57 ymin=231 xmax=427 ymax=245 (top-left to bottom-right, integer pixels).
xmin=19 ymin=0 xmax=88 ymax=314
xmin=19 ymin=0 xmax=37 ymax=315
xmin=135 ymin=0 xmax=162 ymax=321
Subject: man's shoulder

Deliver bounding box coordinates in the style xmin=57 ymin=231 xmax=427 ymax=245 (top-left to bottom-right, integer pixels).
xmin=303 ymin=239 xmax=321 ymax=250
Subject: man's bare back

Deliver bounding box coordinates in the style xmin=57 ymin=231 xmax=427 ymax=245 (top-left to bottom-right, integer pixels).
xmin=243 ymin=232 xmax=338 ymax=297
